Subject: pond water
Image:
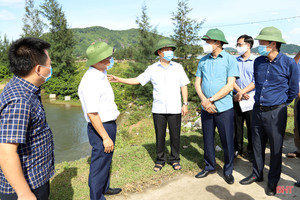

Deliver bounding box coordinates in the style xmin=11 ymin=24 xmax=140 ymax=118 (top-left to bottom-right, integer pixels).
xmin=43 ymin=99 xmax=91 ymax=164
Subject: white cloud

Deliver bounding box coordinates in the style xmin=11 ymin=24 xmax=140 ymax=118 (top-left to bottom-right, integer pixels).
xmin=0 ymin=10 xmax=15 ymax=20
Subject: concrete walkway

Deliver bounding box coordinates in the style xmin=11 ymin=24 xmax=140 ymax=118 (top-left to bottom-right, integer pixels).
xmin=109 ymin=137 xmax=300 ymax=200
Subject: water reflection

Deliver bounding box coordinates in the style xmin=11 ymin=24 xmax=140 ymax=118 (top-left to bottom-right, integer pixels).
xmin=43 ymin=99 xmax=91 ymax=163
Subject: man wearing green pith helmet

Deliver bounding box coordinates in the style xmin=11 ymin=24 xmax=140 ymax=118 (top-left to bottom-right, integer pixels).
xmin=78 ymin=42 xmax=121 ymax=200
xmin=239 ymin=26 xmax=299 ymax=196
xmin=108 ymin=39 xmax=190 ymax=172
xmin=194 ymin=28 xmax=239 ymax=185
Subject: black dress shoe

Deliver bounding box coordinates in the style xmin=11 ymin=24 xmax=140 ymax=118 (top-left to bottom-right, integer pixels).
xmin=224 ymin=174 xmax=234 ymax=184
xmin=295 ymin=180 xmax=300 ymax=187
xmin=195 ymin=170 xmax=211 ymax=178
xmin=239 ymin=174 xmax=263 ymax=185
xmin=105 ymin=188 xmax=122 ymax=195
xmin=266 ymin=185 xmax=276 ymax=196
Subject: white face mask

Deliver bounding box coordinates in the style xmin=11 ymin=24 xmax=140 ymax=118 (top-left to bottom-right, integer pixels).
xmin=236 ymin=46 xmax=248 ymax=55
xmin=202 ymin=42 xmax=214 ymax=54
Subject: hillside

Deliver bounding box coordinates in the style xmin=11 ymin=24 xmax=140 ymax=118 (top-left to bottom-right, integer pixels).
xmin=72 ymin=26 xmax=139 ymax=57
xmin=72 ymin=26 xmax=167 ymax=57
xmin=71 ymin=26 xmax=300 ymax=57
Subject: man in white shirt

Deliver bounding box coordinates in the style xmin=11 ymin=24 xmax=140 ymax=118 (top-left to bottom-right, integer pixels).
xmin=108 ymin=39 xmax=190 ymax=172
xmin=78 ymin=42 xmax=121 ymax=200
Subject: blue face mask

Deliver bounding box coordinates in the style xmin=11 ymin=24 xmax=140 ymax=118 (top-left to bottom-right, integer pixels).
xmin=258 ymin=45 xmax=271 ymax=56
xmin=163 ymin=51 xmax=174 ymax=61
xmin=107 ymin=57 xmax=114 ymax=70
xmin=37 ymin=65 xmax=52 ymax=82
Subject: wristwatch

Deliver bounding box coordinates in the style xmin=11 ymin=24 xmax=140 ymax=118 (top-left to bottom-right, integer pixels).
xmin=208 ymin=97 xmax=214 ymax=103
xmin=183 ymin=102 xmax=189 ymax=105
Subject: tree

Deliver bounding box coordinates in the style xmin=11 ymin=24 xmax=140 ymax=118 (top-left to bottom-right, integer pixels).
xmin=40 ymin=0 xmax=76 ymax=77
xmin=135 ymin=3 xmax=158 ymax=64
xmin=0 ymin=34 xmax=12 ymax=80
xmin=40 ymin=0 xmax=77 ymax=98
xmin=171 ymin=0 xmax=205 ymax=59
xmin=22 ymin=0 xmax=45 ymax=38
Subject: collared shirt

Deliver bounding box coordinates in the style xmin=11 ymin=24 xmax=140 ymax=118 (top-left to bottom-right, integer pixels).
xmin=137 ymin=61 xmax=190 ymax=114
xmin=235 ymin=54 xmax=255 ymax=95
xmin=78 ymin=67 xmax=120 ymax=123
xmin=0 ymin=76 xmax=55 ymax=194
xmin=254 ymin=52 xmax=299 ymax=106
xmin=196 ymin=50 xmax=239 ymax=112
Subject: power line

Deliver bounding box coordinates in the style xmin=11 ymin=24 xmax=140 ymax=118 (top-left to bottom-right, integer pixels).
xmin=202 ymin=16 xmax=300 ymax=28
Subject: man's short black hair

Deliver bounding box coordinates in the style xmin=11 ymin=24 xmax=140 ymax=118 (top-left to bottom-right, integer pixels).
xmin=9 ymin=37 xmax=51 ymax=77
xmin=237 ymin=35 xmax=254 ymax=49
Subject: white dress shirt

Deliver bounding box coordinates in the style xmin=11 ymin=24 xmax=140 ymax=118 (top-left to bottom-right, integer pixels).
xmin=137 ymin=61 xmax=190 ymax=114
xmin=78 ymin=67 xmax=120 ymax=123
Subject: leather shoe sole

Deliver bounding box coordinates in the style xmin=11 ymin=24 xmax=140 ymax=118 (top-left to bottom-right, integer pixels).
xmin=105 ymin=188 xmax=122 ymax=195
xmin=224 ymin=174 xmax=234 ymax=184
xmin=195 ymin=170 xmax=211 ymax=178
xmin=239 ymin=175 xmax=263 ymax=185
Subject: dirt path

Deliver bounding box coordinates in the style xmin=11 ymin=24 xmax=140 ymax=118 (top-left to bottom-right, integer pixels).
xmin=108 ymin=137 xmax=300 ymax=200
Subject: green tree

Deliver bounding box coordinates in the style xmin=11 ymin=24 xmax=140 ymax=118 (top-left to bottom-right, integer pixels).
xmin=171 ymin=0 xmax=205 ymax=59
xmin=22 ymin=0 xmax=45 ymax=38
xmin=40 ymin=0 xmax=76 ymax=77
xmin=40 ymin=0 xmax=77 ymax=98
xmin=0 ymin=35 xmax=12 ymax=80
xmin=135 ymin=3 xmax=158 ymax=64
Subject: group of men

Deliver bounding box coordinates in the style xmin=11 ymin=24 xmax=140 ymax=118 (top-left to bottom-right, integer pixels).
xmin=0 ymin=25 xmax=299 ymax=200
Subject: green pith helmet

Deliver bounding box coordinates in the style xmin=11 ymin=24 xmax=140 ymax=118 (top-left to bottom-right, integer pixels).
xmin=154 ymin=39 xmax=176 ymax=56
xmin=255 ymin=26 xmax=286 ymax=44
xmin=86 ymin=42 xmax=114 ymax=66
xmin=201 ymin=28 xmax=228 ymax=44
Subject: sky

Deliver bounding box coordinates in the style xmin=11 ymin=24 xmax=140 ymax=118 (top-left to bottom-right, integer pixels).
xmin=0 ymin=0 xmax=300 ymax=48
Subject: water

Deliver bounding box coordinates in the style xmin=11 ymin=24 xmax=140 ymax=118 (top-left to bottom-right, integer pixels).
xmin=43 ymin=99 xmax=91 ymax=164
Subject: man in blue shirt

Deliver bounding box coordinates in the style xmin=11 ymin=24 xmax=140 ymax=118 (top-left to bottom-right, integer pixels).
xmin=0 ymin=37 xmax=54 ymax=200
xmin=194 ymin=28 xmax=239 ymax=184
xmin=233 ymin=35 xmax=255 ymax=161
xmin=240 ymin=27 xmax=299 ymax=196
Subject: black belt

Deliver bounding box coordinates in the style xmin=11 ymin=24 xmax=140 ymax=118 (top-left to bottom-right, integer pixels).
xmin=256 ymin=103 xmax=286 ymax=112
xmin=103 ymin=120 xmax=116 ymax=124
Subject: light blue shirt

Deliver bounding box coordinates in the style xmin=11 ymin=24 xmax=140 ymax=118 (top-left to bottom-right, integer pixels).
xmin=137 ymin=61 xmax=190 ymax=114
xmin=235 ymin=54 xmax=255 ymax=95
xmin=196 ymin=50 xmax=239 ymax=112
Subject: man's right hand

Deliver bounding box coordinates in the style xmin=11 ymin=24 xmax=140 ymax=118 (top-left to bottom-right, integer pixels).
xmin=107 ymin=75 xmax=119 ymax=83
xmin=103 ymin=137 xmax=114 ymax=153
xmin=201 ymin=99 xmax=217 ymax=113
xmin=18 ymin=191 xmax=37 ymax=200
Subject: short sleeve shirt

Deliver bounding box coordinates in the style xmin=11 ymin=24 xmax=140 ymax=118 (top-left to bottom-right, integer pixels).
xmin=137 ymin=61 xmax=190 ymax=114
xmin=78 ymin=67 xmax=120 ymax=122
xmin=196 ymin=50 xmax=239 ymax=112
xmin=0 ymin=76 xmax=55 ymax=194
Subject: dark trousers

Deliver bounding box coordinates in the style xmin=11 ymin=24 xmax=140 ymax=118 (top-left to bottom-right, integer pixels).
xmin=297 ymin=100 xmax=300 ymax=138
xmin=0 ymin=181 xmax=49 ymax=200
xmin=87 ymin=121 xmax=116 ymax=200
xmin=201 ymin=108 xmax=234 ymax=176
xmin=152 ymin=113 xmax=181 ymax=165
xmin=233 ymin=101 xmax=253 ymax=154
xmin=252 ymin=104 xmax=287 ymax=187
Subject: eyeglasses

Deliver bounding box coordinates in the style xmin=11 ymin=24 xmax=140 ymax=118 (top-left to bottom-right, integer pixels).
xmin=236 ymin=43 xmax=247 ymax=47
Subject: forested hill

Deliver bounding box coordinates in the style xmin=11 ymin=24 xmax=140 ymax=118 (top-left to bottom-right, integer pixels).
xmin=72 ymin=26 xmax=139 ymax=57
xmin=72 ymin=26 xmax=167 ymax=57
xmin=72 ymin=26 xmax=300 ymax=57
